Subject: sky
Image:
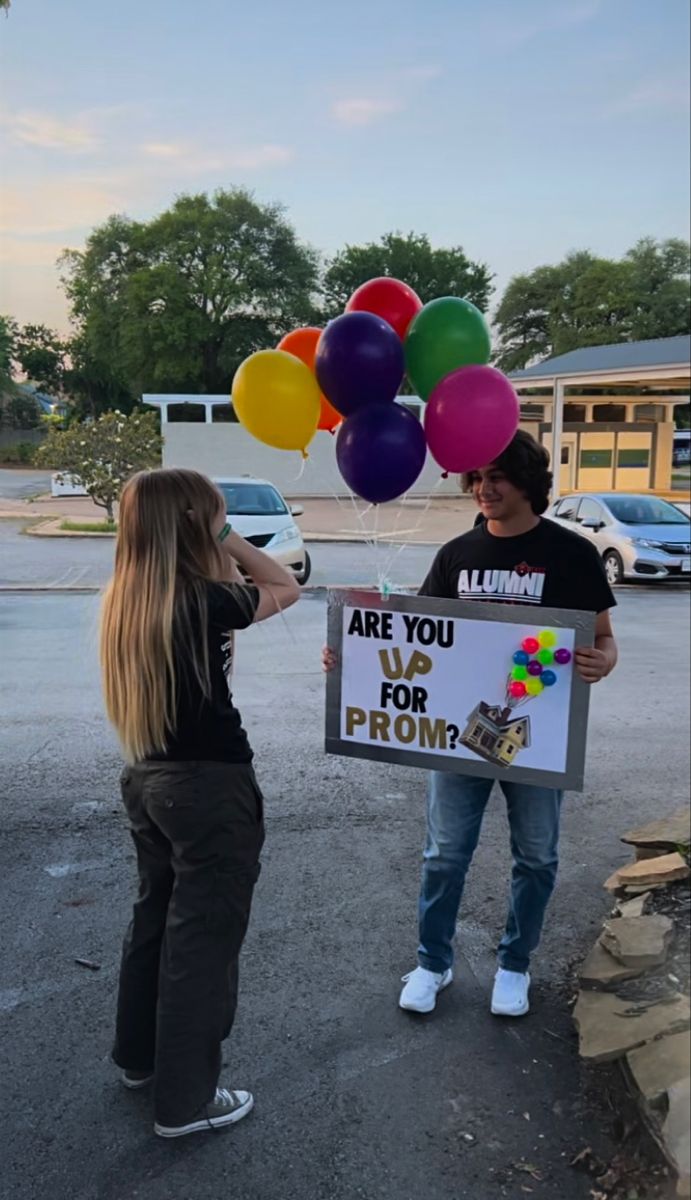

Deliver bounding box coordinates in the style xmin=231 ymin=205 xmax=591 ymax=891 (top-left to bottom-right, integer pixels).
xmin=0 ymin=0 xmax=689 ymax=332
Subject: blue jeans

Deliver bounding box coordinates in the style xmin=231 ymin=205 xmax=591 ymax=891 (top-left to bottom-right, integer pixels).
xmin=418 ymin=772 xmax=563 ymax=975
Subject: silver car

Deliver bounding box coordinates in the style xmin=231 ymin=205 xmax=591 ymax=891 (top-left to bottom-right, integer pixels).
xmin=214 ymin=476 xmax=311 ymax=585
xmin=547 ymin=492 xmax=691 ymax=585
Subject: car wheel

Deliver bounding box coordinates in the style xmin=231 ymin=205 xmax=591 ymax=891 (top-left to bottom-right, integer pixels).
xmin=296 ymin=550 xmax=311 ymax=586
xmin=603 ymin=550 xmax=624 ymax=586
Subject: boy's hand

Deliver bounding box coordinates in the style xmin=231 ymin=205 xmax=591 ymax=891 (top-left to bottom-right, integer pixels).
xmin=322 ymin=646 xmax=338 ymax=673
xmin=574 ymin=646 xmax=610 ymax=683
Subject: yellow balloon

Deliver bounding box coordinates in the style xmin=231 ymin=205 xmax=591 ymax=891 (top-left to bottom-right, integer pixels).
xmin=232 ymin=349 xmax=320 ymax=453
xmin=538 ymin=629 xmax=557 ymax=649
xmin=526 ymin=677 xmax=544 ymax=696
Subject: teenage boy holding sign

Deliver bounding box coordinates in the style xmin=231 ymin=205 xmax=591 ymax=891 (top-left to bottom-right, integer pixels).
xmin=324 ymin=431 xmax=617 ymax=1018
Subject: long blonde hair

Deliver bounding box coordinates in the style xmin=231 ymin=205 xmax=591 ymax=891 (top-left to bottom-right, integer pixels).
xmin=100 ymin=468 xmax=244 ymax=762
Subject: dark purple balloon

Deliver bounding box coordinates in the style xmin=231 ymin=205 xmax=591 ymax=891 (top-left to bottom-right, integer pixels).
xmin=527 ymin=660 xmax=543 ymax=676
xmin=316 ymin=312 xmax=404 ymax=417
xmin=336 ymin=405 xmax=427 ymax=504
xmin=555 ymin=648 xmax=572 ymax=665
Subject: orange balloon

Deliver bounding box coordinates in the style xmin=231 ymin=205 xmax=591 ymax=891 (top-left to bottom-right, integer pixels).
xmin=277 ymin=327 xmax=341 ymax=433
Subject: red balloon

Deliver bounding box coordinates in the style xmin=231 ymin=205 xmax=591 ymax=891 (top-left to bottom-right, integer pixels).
xmin=521 ymin=637 xmax=540 ymax=655
xmin=277 ymin=327 xmax=341 ymax=433
xmin=345 ymin=277 xmax=422 ymax=340
xmin=509 ymin=681 xmax=527 ymax=699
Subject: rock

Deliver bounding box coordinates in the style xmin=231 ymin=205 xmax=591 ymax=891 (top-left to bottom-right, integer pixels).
xmin=573 ymin=990 xmax=691 ymax=1062
xmin=580 ymin=940 xmax=645 ymax=987
xmin=616 ymin=892 xmax=651 ymax=917
xmin=604 ymin=852 xmax=691 ymax=892
xmin=600 ymin=914 xmax=674 ymax=969
xmin=622 ymin=883 xmax=668 ymax=895
xmin=621 ymin=808 xmax=691 ymax=854
xmin=662 ymin=1078 xmax=691 ymax=1197
xmin=627 ymin=1030 xmax=691 ymax=1103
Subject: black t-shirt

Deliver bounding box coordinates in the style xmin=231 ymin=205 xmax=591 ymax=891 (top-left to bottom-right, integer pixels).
xmin=420 ymin=518 xmax=616 ymax=613
xmin=146 ymin=580 xmax=260 ymax=764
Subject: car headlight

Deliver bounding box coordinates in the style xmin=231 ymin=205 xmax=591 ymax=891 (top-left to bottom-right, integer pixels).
xmin=628 ymin=537 xmax=662 ymax=550
xmin=269 ymin=525 xmax=301 ymax=547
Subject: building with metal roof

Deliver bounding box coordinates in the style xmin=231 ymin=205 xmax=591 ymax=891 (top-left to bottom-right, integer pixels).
xmin=509 ymin=336 xmax=690 ymax=497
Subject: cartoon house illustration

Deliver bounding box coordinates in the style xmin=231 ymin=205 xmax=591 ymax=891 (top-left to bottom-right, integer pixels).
xmin=460 ymin=703 xmax=531 ymax=769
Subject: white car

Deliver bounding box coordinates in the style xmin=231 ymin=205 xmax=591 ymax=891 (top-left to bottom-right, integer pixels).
xmin=547 ymin=492 xmax=691 ymax=585
xmin=214 ymin=476 xmax=311 ymax=585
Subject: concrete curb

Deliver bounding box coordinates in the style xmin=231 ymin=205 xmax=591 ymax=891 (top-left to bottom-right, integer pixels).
xmin=6 ymin=516 xmax=440 ymax=546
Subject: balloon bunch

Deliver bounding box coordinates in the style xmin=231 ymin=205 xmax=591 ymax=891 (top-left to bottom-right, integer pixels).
xmin=506 ymin=630 xmax=573 ymax=708
xmin=231 ymin=276 xmax=520 ymax=504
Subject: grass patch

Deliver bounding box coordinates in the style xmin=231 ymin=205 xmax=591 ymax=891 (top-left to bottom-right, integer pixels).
xmin=60 ymin=519 xmax=117 ymax=534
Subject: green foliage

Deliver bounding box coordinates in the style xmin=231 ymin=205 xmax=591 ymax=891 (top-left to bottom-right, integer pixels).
xmin=0 ymin=314 xmax=18 ymax=397
xmin=322 ymin=232 xmax=493 ymax=318
xmin=14 ymin=324 xmax=67 ymax=395
xmin=0 ymin=391 xmax=41 ymax=429
xmin=60 ymin=189 xmax=320 ymax=403
xmin=35 ymin=410 xmax=162 ymax=521
xmin=60 ymin=520 xmax=117 ymax=534
xmin=495 ymin=238 xmax=691 ymax=371
xmin=0 ymin=441 xmax=36 ymax=464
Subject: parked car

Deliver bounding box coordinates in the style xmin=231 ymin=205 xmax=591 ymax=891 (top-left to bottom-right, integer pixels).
xmin=546 ymin=493 xmax=691 ymax=585
xmin=214 ymin=476 xmax=311 ymax=585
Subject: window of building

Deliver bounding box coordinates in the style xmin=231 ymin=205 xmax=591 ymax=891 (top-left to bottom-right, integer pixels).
xmin=634 ymin=404 xmax=664 ymax=422
xmin=617 ymin=448 xmax=650 ymax=469
xmin=563 ymin=403 xmax=586 ymax=423
xmin=212 ymin=404 xmax=238 ymax=423
xmin=561 ymin=445 xmax=571 ymax=464
xmin=592 ymin=404 xmax=626 ymax=423
xmin=580 ymin=449 xmax=613 ymax=469
xmin=167 ymin=403 xmax=207 ymax=423
xmin=521 ymin=404 xmax=545 ymax=420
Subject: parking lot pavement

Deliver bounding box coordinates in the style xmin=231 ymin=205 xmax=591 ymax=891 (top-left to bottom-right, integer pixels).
xmin=1 ymin=587 xmax=689 ymax=1200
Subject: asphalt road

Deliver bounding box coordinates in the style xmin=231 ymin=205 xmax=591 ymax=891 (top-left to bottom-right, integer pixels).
xmin=1 ymin=587 xmax=689 ymax=1200
xmin=0 ymin=468 xmax=52 ymax=499
xmin=0 ymin=519 xmax=436 ymax=590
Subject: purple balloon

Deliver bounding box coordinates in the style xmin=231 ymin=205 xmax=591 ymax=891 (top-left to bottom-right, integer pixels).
xmin=336 ymin=405 xmax=427 ymax=504
xmin=527 ymin=660 xmax=543 ymax=676
xmin=424 ymin=365 xmax=520 ymax=474
xmin=315 ymin=312 xmax=404 ymax=418
xmin=555 ymin=648 xmax=572 ymax=665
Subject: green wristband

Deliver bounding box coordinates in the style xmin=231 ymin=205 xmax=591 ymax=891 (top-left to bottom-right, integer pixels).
xmin=218 ymin=522 xmax=232 ymax=543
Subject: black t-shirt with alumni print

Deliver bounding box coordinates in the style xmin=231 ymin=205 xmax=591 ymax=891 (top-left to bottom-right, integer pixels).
xmin=146 ymin=580 xmax=260 ymax=764
xmin=420 ymin=518 xmax=616 ymax=613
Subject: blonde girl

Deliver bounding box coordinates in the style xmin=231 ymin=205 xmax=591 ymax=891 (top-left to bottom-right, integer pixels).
xmin=100 ymin=468 xmax=299 ymax=1138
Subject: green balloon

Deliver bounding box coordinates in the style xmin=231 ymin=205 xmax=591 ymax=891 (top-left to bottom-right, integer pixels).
xmin=404 ymin=296 xmax=491 ymax=400
xmin=537 ymin=648 xmax=554 ymax=666
xmin=512 ymin=665 xmax=528 ymax=682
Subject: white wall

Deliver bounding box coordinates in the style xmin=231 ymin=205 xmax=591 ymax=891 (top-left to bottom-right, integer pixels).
xmin=162 ymin=422 xmax=461 ymax=498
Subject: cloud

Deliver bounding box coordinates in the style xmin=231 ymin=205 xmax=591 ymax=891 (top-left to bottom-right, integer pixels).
xmin=0 ymin=180 xmax=124 ymax=236
xmin=607 ymin=79 xmax=690 ymax=116
xmin=2 ymin=110 xmax=100 ymax=152
xmin=332 ymin=97 xmax=402 ymax=127
xmin=495 ymin=0 xmax=601 ymax=50
xmin=140 ymin=141 xmax=293 ymax=171
xmin=141 ymin=141 xmax=185 ymax=158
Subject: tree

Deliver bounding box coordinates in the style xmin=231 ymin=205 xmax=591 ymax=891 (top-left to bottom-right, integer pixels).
xmin=14 ymin=324 xmax=68 ymax=395
xmin=495 ymin=238 xmax=691 ymax=371
xmin=35 ymin=410 xmax=162 ymax=522
xmin=323 ymin=232 xmax=493 ymax=317
xmin=0 ymin=315 xmax=17 ymax=397
xmin=60 ymin=190 xmax=320 ymax=403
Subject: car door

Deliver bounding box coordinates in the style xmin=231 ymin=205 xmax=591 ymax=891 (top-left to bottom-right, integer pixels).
xmin=575 ymin=496 xmax=609 ymax=552
xmin=549 ymin=495 xmax=580 ymax=529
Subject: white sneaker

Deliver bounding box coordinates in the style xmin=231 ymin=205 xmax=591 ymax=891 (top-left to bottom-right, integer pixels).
xmin=491 ymin=968 xmax=531 ymax=1017
xmin=399 ymin=966 xmax=453 ymax=1013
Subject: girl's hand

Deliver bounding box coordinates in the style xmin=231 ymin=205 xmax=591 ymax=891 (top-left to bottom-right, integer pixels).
xmin=322 ymin=646 xmax=338 ymax=673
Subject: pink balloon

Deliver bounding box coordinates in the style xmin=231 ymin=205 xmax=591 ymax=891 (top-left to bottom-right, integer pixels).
xmin=424 ymin=365 xmax=520 ymax=474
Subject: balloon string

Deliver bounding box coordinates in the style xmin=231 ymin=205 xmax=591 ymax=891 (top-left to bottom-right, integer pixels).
xmin=289 ymin=452 xmax=308 ymax=483
xmin=377 ymin=474 xmax=446 ymax=591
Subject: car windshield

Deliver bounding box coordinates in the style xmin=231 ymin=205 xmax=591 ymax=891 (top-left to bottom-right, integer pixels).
xmin=606 ymin=497 xmax=689 ymax=526
xmin=218 ymin=482 xmax=288 ymax=516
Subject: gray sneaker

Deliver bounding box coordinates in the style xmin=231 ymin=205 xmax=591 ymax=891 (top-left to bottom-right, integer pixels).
xmin=154 ymin=1088 xmax=254 ymax=1138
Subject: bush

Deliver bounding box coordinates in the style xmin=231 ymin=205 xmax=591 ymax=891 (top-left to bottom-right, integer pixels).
xmin=0 ymin=441 xmax=37 ymax=464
